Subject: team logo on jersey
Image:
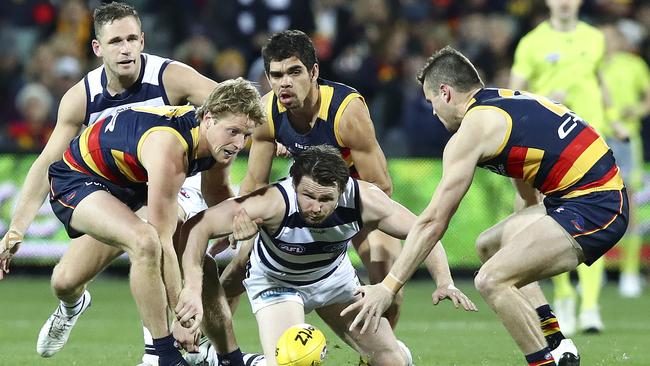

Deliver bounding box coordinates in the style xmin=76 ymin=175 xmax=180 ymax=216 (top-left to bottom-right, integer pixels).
xmin=278 ymin=243 xmax=306 ymax=254
xmin=322 ymin=242 xmax=347 ymax=253
xmin=65 ymin=192 xmax=77 ymax=202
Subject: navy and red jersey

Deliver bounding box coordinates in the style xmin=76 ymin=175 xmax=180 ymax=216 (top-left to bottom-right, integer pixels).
xmin=264 ymin=78 xmax=364 ymax=178
xmin=474 ymin=88 xmax=623 ymax=198
xmin=62 ymin=105 xmax=214 ymax=188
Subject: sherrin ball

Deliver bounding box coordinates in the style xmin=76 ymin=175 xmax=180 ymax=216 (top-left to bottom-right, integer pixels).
xmin=275 ymin=323 xmax=327 ymax=366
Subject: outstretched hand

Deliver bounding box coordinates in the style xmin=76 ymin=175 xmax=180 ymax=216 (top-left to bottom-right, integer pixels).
xmin=431 ymin=284 xmax=478 ymax=312
xmin=0 ymin=230 xmax=23 ymax=280
xmin=172 ymin=319 xmax=200 ymax=352
xmin=340 ymin=284 xmax=395 ymax=334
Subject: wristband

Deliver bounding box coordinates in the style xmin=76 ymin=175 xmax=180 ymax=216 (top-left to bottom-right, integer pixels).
xmin=382 ymin=273 xmax=404 ymax=295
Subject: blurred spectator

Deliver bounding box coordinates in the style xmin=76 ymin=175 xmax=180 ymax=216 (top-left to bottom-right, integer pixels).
xmin=7 ymin=83 xmax=54 ymax=152
xmin=54 ymin=0 xmax=92 ymax=61
xmin=213 ymin=48 xmax=248 ymax=81
xmin=172 ymin=34 xmax=218 ymax=78
xmin=50 ymin=56 xmax=82 ymax=115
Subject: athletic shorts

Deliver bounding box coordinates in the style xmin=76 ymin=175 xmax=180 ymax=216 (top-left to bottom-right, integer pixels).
xmin=244 ymin=255 xmax=360 ymax=314
xmin=544 ymin=189 xmax=629 ymax=265
xmin=177 ymin=174 xmax=208 ymax=221
xmin=48 ymin=161 xmax=147 ymax=238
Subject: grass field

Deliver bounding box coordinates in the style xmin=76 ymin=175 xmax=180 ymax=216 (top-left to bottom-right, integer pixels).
xmin=1 ymin=275 xmax=649 ymax=365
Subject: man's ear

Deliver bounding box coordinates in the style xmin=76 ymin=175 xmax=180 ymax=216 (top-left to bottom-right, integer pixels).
xmin=311 ymin=63 xmax=319 ymax=82
xmin=91 ymin=39 xmax=102 ymax=57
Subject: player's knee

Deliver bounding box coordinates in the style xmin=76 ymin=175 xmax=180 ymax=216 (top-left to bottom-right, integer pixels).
xmin=130 ymin=225 xmax=162 ymax=263
xmin=475 ymin=230 xmax=498 ymax=263
xmin=474 ymin=268 xmax=501 ymax=298
xmin=51 ymin=264 xmax=84 ymax=296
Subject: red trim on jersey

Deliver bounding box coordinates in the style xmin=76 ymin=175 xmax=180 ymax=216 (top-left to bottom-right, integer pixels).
xmin=63 ymin=149 xmax=91 ymax=175
xmin=571 ymin=165 xmax=619 ymax=192
xmin=123 ymin=152 xmax=147 ymax=182
xmin=540 ymin=127 xmax=599 ymax=193
xmin=506 ymin=146 xmax=528 ymax=179
xmin=87 ymin=119 xmax=119 ymax=182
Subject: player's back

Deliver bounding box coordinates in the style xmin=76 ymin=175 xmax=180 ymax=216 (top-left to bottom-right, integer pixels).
xmin=474 ymin=88 xmax=623 ymax=198
xmin=63 ymin=106 xmax=211 ymax=187
xmin=265 ymin=78 xmax=364 ymax=176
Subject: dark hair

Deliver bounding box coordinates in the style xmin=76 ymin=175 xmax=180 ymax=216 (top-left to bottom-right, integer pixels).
xmin=262 ymin=30 xmax=318 ymax=74
xmin=290 ymin=145 xmax=349 ymax=192
xmin=93 ymin=2 xmax=141 ymax=37
xmin=417 ymin=46 xmax=484 ymax=94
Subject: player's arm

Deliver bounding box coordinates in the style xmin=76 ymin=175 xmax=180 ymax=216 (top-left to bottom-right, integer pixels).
xmin=140 ymin=132 xmax=189 ymax=310
xmin=176 ymin=186 xmax=284 ymax=331
xmin=162 ymin=62 xmax=218 ymax=106
xmin=338 ymin=98 xmax=392 ymax=195
xmin=343 ymin=109 xmax=503 ymax=332
xmin=201 ymin=162 xmax=234 ymax=207
xmin=358 ymin=181 xmax=461 ymax=292
xmin=1 ymin=82 xmax=86 ymax=267
xmin=239 ymin=94 xmax=277 ymax=195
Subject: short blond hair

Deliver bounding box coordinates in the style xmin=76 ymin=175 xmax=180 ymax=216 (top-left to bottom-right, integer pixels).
xmin=196 ymin=77 xmax=265 ymax=126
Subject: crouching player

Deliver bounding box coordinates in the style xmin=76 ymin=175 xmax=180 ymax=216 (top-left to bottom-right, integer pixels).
xmin=176 ymin=145 xmax=477 ymax=365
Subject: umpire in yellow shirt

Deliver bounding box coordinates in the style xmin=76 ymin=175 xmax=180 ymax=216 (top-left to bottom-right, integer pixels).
xmin=509 ymin=0 xmax=612 ymax=336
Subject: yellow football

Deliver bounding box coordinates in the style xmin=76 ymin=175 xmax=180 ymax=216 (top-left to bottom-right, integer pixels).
xmin=275 ymin=323 xmax=327 ymax=366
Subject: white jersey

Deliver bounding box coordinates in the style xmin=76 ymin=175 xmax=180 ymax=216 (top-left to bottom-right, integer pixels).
xmin=251 ymin=177 xmax=362 ymax=286
xmin=83 ymin=53 xmax=172 ymax=126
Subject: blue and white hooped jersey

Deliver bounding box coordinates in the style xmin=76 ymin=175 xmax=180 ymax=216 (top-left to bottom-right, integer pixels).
xmin=83 ymin=53 xmax=172 ymax=126
xmin=252 ymin=177 xmax=363 ymax=286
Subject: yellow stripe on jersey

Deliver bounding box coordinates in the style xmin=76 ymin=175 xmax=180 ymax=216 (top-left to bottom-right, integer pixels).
xmin=111 ymin=149 xmax=139 ymax=182
xmin=132 ymin=105 xmax=195 ymax=118
xmin=190 ymin=126 xmax=200 ymax=159
xmin=334 ymin=93 xmax=363 ymax=147
xmin=545 ymin=137 xmax=610 ymax=195
xmin=78 ymin=125 xmax=108 ymax=179
xmin=523 ymin=148 xmax=545 ymax=183
xmin=265 ymin=92 xmax=276 ymax=139
xmin=562 ymin=171 xmax=625 ymax=199
xmin=137 ymin=127 xmax=189 ymax=162
xmin=468 ymin=105 xmax=513 ymax=161
xmin=317 ymin=85 xmax=334 ymax=121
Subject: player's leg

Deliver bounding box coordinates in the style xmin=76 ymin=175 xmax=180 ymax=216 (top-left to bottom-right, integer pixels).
xmin=351 ymin=231 xmax=403 ymax=328
xmin=474 ymin=214 xmax=582 ymax=365
xmin=220 ymin=238 xmax=253 ymax=312
xmin=316 ymin=301 xmax=410 ymax=366
xmin=69 ymin=191 xmax=185 ymax=365
xmin=619 ymin=185 xmax=642 ymax=297
xmin=37 ymin=236 xmax=122 ymax=357
xmin=254 ymin=301 xmax=305 ymax=366
xmin=476 ymin=204 xmax=574 ymax=349
xmin=197 ymin=254 xmax=249 ymax=365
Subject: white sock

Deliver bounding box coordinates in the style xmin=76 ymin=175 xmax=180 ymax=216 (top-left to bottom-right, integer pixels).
xmin=59 ymin=293 xmax=87 ymax=317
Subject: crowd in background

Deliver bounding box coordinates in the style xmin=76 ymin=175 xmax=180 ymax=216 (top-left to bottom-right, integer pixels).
xmin=1 ymin=0 xmax=649 ymax=157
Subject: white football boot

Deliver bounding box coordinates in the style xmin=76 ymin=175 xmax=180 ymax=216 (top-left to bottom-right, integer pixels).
xmin=36 ymin=290 xmax=92 ymax=357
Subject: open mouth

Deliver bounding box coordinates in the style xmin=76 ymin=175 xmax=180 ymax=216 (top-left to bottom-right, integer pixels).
xmin=223 ymin=149 xmax=236 ymax=158
xmin=117 ymin=59 xmax=135 ymax=66
xmin=279 ymin=91 xmax=294 ymax=104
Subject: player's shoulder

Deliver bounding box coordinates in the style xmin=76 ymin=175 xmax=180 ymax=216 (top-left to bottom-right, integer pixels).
xmin=519 ymin=21 xmax=551 ymax=43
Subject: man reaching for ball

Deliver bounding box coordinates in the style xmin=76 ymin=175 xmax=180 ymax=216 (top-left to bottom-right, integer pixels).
xmin=176 ymin=145 xmax=477 ymax=366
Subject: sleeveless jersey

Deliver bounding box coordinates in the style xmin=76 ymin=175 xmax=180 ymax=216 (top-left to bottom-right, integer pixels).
xmin=264 ymin=78 xmax=363 ymax=177
xmin=252 ymin=177 xmax=363 ymax=285
xmin=474 ymin=88 xmax=623 ymax=198
xmin=84 ymin=53 xmax=172 ymax=126
xmin=62 ymin=106 xmax=214 ymax=187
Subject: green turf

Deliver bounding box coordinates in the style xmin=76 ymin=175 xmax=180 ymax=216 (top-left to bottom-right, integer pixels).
xmin=0 ymin=276 xmax=648 ymax=365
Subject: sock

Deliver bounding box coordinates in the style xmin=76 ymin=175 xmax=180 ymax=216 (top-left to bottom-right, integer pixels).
xmin=60 ymin=292 xmax=88 ymax=317
xmin=622 ymin=233 xmax=642 ymax=274
xmin=143 ymin=325 xmax=157 ymax=357
xmin=525 ymin=347 xmax=555 ymax=366
xmin=577 ymin=259 xmax=603 ymax=312
xmin=153 ymin=334 xmax=185 ymax=366
xmin=218 ymin=348 xmax=244 ymax=366
xmin=551 ymin=272 xmax=575 ymax=300
xmin=242 ymin=353 xmax=265 ymax=365
xmin=536 ymin=304 xmax=565 ymax=349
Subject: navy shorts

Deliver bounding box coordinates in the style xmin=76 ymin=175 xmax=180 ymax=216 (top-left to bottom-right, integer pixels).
xmin=48 ymin=161 xmax=147 ymax=238
xmin=544 ymin=189 xmax=629 ymax=265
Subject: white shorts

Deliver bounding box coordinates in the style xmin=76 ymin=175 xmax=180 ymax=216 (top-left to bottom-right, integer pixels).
xmin=177 ymin=175 xmax=207 ymax=221
xmin=243 ymin=255 xmax=360 ymax=314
